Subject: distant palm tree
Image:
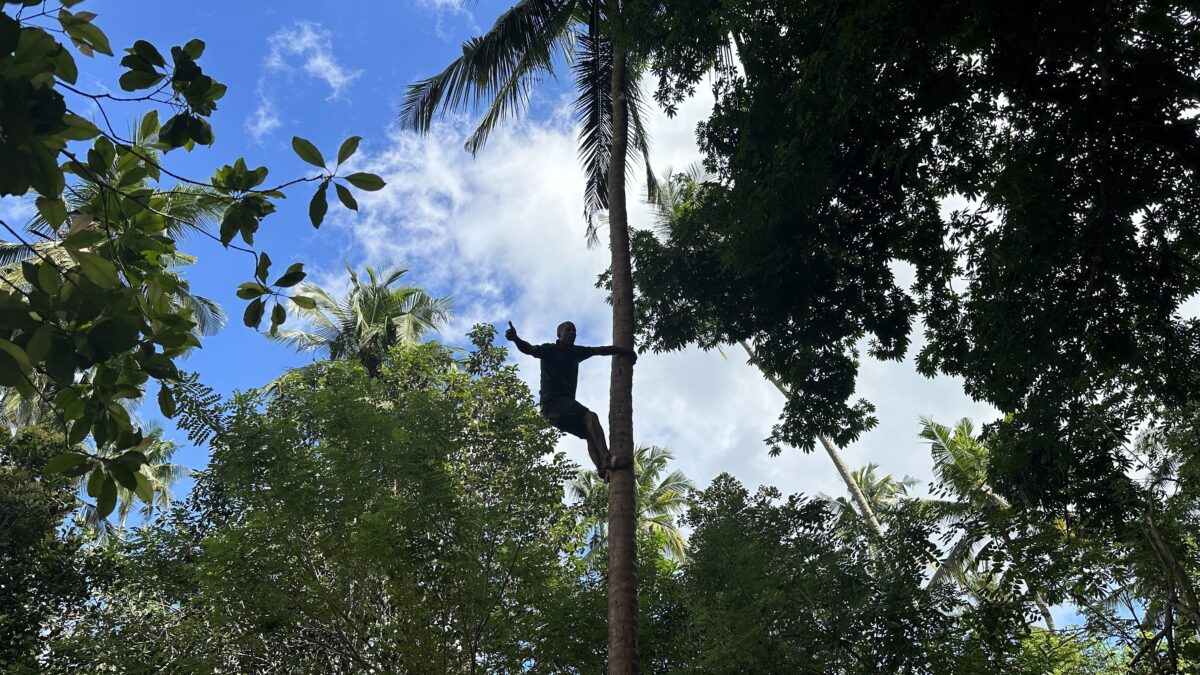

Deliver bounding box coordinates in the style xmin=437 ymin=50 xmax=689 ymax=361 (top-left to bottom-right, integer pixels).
xmin=269 ymin=264 xmax=450 ymax=378
xmin=822 ymin=463 xmax=923 ymax=533
xmin=921 ymin=417 xmax=1056 ymax=631
xmin=570 ymin=444 xmax=695 ymax=560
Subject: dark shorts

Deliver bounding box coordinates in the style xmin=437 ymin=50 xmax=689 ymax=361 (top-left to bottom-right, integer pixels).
xmin=541 ymin=398 xmax=590 ymax=439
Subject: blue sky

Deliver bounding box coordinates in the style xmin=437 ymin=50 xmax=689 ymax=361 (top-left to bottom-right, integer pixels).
xmin=11 ymin=0 xmax=1090 ymax=624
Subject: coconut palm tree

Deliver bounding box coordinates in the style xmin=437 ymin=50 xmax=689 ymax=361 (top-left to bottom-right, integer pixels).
xmin=821 ymin=463 xmax=922 ymax=531
xmin=269 ymin=264 xmax=450 ymax=378
xmin=570 ymin=444 xmax=695 ymax=560
xmin=402 ymin=5 xmax=656 ymax=664
xmin=921 ymin=417 xmax=1057 ymax=631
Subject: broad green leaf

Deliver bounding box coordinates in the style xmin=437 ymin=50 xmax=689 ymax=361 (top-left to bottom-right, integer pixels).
xmin=68 ymin=417 xmax=90 ymax=445
xmin=273 ymin=262 xmax=306 ymax=288
xmin=35 ymin=197 xmax=67 ymax=228
xmin=140 ymin=352 xmax=178 ymax=380
xmin=45 ymin=451 xmax=88 ymax=475
xmin=158 ymin=383 xmax=177 ymax=418
xmin=131 ymin=39 xmax=166 ymax=67
xmin=291 ymin=136 xmax=326 ymax=168
xmin=255 ymin=251 xmax=271 ymax=282
xmin=109 ymin=462 xmax=138 ymax=491
xmin=344 ymin=172 xmax=385 ymax=191
xmin=25 ymin=323 xmax=52 ymax=363
xmin=65 ymin=21 xmax=113 ymax=56
xmin=133 ymin=471 xmax=154 ymax=503
xmin=96 ymin=476 xmax=117 ymax=518
xmin=0 ymin=339 xmax=29 ymax=385
xmin=116 ymin=450 xmax=148 ymax=469
xmin=27 ymin=140 xmax=64 ymax=197
xmin=118 ymin=70 xmax=164 ymax=92
xmin=335 ymin=183 xmax=358 ymax=211
xmin=36 ymin=262 xmax=60 ymax=294
xmin=86 ymin=466 xmax=105 ymax=498
xmin=61 ymin=114 xmax=100 ymax=141
xmin=182 ymin=38 xmax=205 ymax=60
xmin=270 ymin=302 xmax=286 ymax=334
xmin=63 ymin=228 xmax=105 ymax=250
xmin=117 ymin=166 xmax=148 ymax=188
xmin=87 ymin=318 xmax=141 ymax=360
xmin=53 ymin=44 xmax=79 ymax=83
xmin=309 ymin=181 xmax=328 ymax=227
xmin=139 ymin=110 xmax=160 ymax=139
xmin=291 ymin=294 xmax=317 ymax=310
xmin=236 ymin=282 xmax=268 ymax=299
xmin=12 ymin=374 xmax=33 ymax=400
xmin=243 ymin=298 xmax=264 ymax=329
xmin=337 ymin=135 xmax=361 ymax=165
xmin=0 ymin=338 xmax=32 ymax=374
xmin=72 ymin=250 xmax=120 ymax=287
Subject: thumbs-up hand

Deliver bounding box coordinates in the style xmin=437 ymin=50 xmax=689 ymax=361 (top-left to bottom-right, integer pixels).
xmin=504 ymin=321 xmax=518 ymax=341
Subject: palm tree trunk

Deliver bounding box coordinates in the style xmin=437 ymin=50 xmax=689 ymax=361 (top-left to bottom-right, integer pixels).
xmin=606 ymin=46 xmax=639 ymax=674
xmin=739 ymin=340 xmax=887 ymax=542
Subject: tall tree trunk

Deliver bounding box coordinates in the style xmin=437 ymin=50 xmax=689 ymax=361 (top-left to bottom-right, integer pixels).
xmin=606 ymin=47 xmax=638 ymax=674
xmin=739 ymin=340 xmax=887 ymax=541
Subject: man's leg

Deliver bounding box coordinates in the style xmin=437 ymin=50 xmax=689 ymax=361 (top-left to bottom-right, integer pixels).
xmin=583 ymin=411 xmax=611 ymax=479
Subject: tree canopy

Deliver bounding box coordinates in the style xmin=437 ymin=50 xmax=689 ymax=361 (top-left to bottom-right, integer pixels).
xmin=631 ymin=0 xmax=1200 ymax=515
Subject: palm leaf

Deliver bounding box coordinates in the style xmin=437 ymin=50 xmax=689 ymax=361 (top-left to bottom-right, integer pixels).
xmin=572 ymin=29 xmax=612 ymax=243
xmin=401 ymin=0 xmax=578 ymax=142
xmin=624 ymin=66 xmax=658 ymax=202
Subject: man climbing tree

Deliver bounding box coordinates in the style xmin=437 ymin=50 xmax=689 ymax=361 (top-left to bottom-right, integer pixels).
xmin=506 ymin=321 xmax=635 ymax=481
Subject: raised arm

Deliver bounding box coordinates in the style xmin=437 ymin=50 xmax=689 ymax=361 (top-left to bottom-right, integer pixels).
xmin=589 ymin=345 xmax=638 ymax=363
xmin=504 ymin=321 xmax=538 ymax=356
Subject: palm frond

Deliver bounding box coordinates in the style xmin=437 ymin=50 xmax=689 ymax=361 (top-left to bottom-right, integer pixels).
xmin=0 ymin=241 xmax=38 ymax=267
xmin=625 ymin=67 xmax=658 ymax=203
xmin=401 ymin=0 xmax=578 ymax=143
xmin=572 ymin=29 xmax=612 ymax=244
xmin=159 ymin=185 xmax=228 ymax=238
xmin=464 ymin=28 xmax=576 ymax=154
xmin=267 ymin=328 xmax=339 ymax=355
xmin=928 ymin=533 xmax=983 ymax=589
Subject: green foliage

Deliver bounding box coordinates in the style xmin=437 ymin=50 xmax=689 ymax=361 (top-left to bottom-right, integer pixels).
xmin=632 ymin=0 xmax=1200 ymax=515
xmin=52 ymin=330 xmax=588 ymax=672
xmin=0 ymin=428 xmax=101 ymax=673
xmin=678 ymin=474 xmax=971 ymax=672
xmin=0 ymin=2 xmax=384 ymax=487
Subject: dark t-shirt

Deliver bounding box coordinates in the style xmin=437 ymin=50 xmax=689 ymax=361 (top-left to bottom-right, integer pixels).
xmin=531 ymin=342 xmax=600 ymax=404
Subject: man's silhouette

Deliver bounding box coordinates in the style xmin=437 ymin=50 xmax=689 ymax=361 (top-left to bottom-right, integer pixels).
xmin=506 ymin=320 xmax=635 ymax=480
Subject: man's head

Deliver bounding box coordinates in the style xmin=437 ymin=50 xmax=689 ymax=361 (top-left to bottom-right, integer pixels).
xmin=556 ymin=321 xmax=577 ymax=345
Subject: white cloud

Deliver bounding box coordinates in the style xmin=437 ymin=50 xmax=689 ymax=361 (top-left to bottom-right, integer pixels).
xmin=414 ymin=0 xmax=479 ymax=40
xmin=265 ymin=21 xmax=361 ymax=100
xmin=245 ymin=21 xmax=361 ymax=142
xmin=244 ymin=95 xmax=281 ymax=144
xmin=332 ymin=84 xmax=997 ymax=501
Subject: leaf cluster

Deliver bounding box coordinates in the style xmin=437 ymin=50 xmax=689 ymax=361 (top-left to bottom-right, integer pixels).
xmin=0 ymin=1 xmax=384 ymax=511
